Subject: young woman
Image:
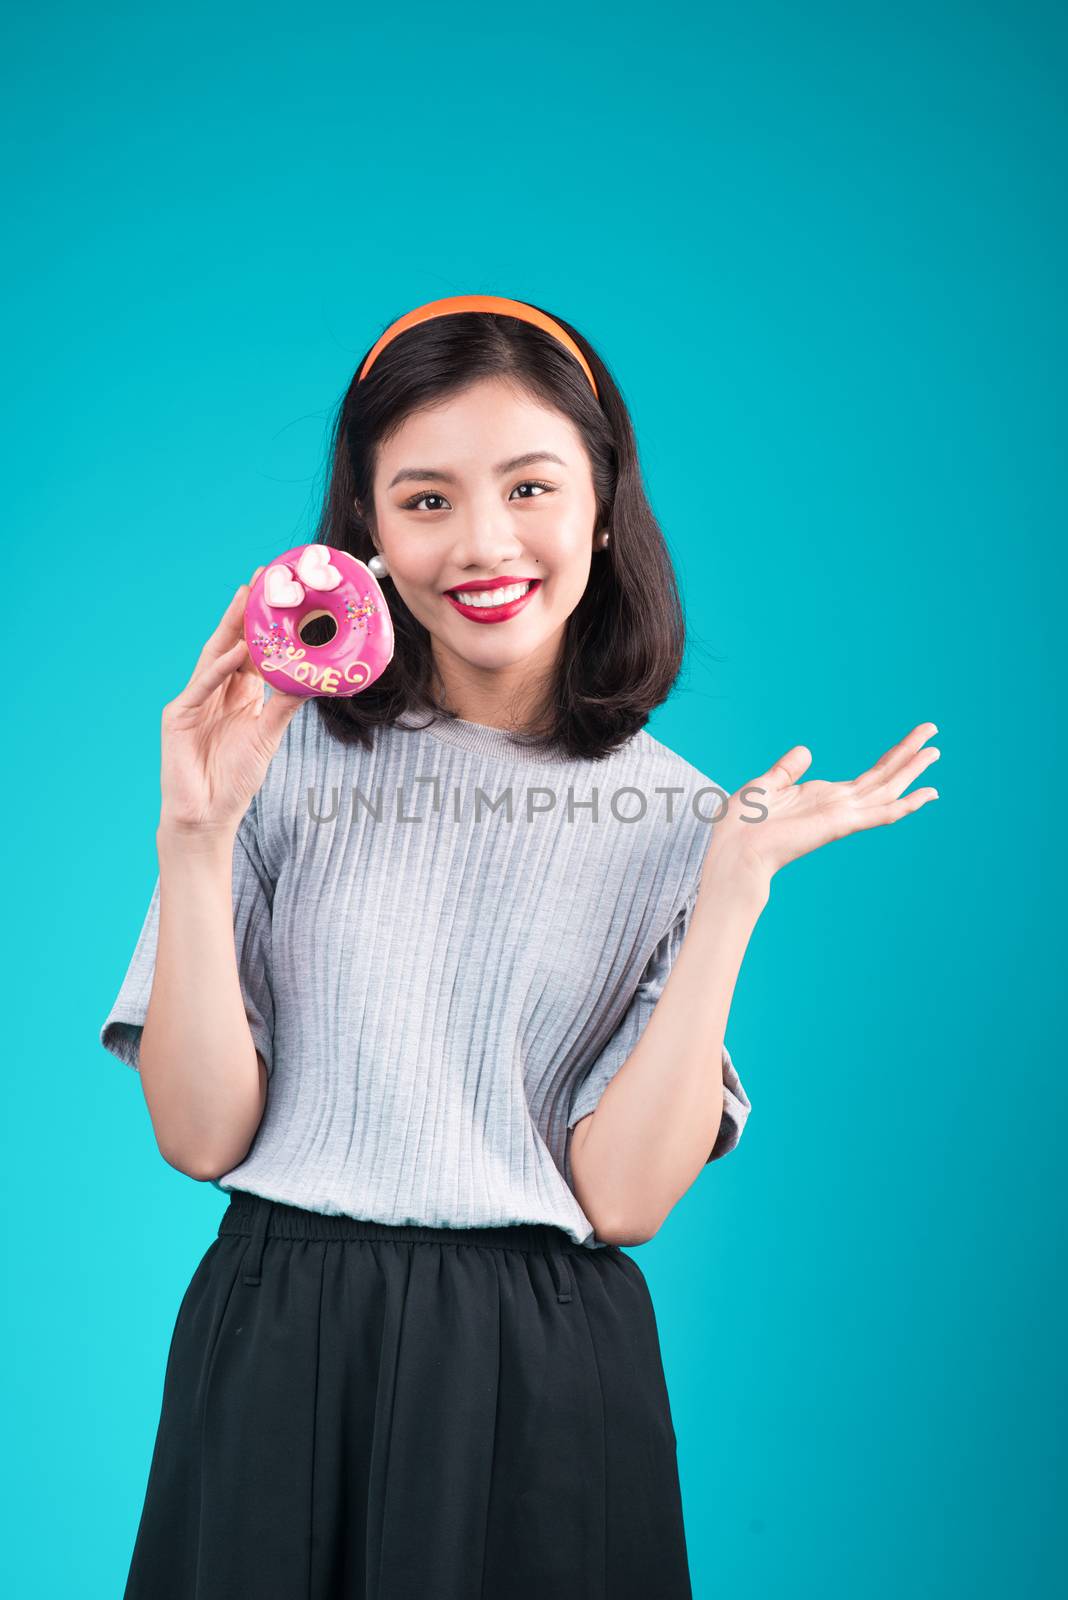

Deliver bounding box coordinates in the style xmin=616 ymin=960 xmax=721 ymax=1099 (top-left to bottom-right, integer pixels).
xmin=101 ymin=293 xmax=939 ymax=1599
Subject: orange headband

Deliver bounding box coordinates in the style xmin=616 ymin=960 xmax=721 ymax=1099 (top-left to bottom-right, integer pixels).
xmin=356 ymin=293 xmax=599 ymax=401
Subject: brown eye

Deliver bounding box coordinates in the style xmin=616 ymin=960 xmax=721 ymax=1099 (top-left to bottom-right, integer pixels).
xmin=401 ymin=492 xmax=451 ymax=512
xmin=510 ymin=480 xmax=554 ymax=499
xmin=401 ymin=480 xmax=556 ymax=513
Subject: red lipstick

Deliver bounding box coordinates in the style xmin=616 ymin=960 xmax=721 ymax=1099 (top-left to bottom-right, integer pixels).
xmin=444 ymin=577 xmax=542 ymax=624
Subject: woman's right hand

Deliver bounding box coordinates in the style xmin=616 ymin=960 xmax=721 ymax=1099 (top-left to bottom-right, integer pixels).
xmin=158 ymin=567 xmax=306 ymax=837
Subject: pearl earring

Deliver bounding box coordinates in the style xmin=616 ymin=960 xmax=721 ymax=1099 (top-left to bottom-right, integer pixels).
xmin=368 ymin=553 xmax=389 ymax=579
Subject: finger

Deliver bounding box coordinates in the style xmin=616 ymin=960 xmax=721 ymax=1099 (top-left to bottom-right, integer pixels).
xmin=233 ymin=625 xmax=263 ymax=678
xmin=192 ymin=584 xmax=250 ymax=676
xmin=854 ymin=722 xmax=938 ymax=793
xmin=227 ymin=570 xmax=267 ymax=680
xmin=747 ymin=745 xmax=813 ymax=795
xmin=233 ymin=646 xmax=260 ymax=678
xmin=259 ymin=685 xmax=306 ymax=742
xmin=861 ymin=786 xmax=940 ymax=828
xmin=860 ymin=745 xmax=940 ymax=804
xmin=179 ymin=637 xmax=251 ymax=711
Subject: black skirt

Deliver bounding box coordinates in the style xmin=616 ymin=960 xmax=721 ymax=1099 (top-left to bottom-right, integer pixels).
xmin=123 ymin=1190 xmax=693 ymax=1599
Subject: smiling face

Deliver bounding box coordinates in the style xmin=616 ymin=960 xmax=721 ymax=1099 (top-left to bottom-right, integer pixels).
xmin=365 ymin=376 xmax=603 ymax=725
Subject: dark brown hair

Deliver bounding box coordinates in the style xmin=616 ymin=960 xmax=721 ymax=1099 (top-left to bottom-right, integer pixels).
xmin=309 ymin=302 xmax=686 ymax=762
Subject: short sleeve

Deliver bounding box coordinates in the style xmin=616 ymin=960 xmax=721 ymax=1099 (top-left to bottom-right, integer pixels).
xmin=99 ymin=797 xmax=276 ymax=1076
xmin=567 ymin=891 xmax=752 ymax=1162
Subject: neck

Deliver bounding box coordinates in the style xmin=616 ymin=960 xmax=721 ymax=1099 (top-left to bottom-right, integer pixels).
xmin=430 ymin=649 xmax=557 ymax=736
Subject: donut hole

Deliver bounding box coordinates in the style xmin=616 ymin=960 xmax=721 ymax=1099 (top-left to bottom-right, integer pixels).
xmin=297 ymin=609 xmax=338 ymax=648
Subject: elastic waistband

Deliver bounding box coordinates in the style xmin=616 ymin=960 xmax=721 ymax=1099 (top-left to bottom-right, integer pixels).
xmin=219 ymin=1189 xmax=580 ymax=1255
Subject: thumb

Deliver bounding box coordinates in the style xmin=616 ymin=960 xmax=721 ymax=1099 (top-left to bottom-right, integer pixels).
xmin=259 ymin=683 xmax=306 ymax=744
xmin=748 ymin=745 xmax=813 ymax=794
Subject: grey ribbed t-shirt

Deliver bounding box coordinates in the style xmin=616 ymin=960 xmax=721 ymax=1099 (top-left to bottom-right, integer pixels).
xmin=100 ymin=699 xmax=751 ymax=1248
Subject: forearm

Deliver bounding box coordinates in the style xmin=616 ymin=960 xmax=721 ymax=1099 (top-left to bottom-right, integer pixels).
xmin=140 ymin=825 xmax=265 ymax=1178
xmin=571 ymin=850 xmax=768 ymax=1243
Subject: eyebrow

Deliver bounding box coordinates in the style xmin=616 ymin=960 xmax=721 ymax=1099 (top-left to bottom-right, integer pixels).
xmin=387 ymin=451 xmax=567 ymax=490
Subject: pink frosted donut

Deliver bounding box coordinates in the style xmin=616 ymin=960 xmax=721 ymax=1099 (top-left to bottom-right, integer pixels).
xmin=244 ymin=543 xmax=395 ymax=699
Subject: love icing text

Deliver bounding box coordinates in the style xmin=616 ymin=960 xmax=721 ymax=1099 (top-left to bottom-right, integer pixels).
xmin=260 ymin=644 xmax=370 ymax=694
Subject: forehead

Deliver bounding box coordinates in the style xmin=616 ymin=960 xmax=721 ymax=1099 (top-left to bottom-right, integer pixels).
xmin=377 ymin=379 xmax=583 ymax=475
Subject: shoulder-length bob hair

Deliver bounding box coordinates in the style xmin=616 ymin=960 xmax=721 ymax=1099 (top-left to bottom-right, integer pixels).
xmin=310 ymin=301 xmax=686 ymax=762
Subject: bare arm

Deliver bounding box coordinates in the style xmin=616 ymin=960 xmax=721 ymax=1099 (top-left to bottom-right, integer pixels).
xmin=570 ymin=852 xmax=767 ymax=1246
xmin=134 ymin=569 xmax=303 ymax=1179
xmin=140 ymin=823 xmax=269 ymax=1179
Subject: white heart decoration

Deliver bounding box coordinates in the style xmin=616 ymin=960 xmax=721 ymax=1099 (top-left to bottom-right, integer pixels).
xmin=264 ymin=564 xmax=305 ymax=608
xmin=296 ymin=544 xmax=342 ymax=592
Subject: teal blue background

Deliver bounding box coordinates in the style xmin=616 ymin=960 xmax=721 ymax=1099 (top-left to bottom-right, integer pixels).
xmin=3 ymin=1 xmax=1064 ymax=1594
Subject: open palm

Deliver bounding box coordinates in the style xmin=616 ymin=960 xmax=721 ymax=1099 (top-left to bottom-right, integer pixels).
xmin=708 ymin=721 xmax=941 ymax=885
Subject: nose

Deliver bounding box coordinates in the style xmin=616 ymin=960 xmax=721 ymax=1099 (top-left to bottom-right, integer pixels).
xmin=448 ymin=509 xmax=527 ymax=573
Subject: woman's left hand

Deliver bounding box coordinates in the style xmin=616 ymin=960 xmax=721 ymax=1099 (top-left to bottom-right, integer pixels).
xmin=705 ymin=721 xmax=941 ymax=892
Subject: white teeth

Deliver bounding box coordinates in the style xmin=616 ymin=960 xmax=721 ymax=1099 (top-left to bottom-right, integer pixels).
xmin=452 ymin=581 xmax=533 ymax=608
